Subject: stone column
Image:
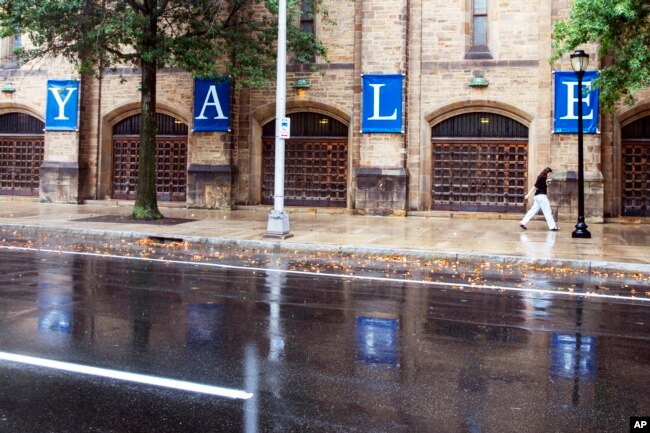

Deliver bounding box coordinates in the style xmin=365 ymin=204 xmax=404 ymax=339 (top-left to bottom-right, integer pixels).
xmin=354 ymin=0 xmax=409 ymax=216
xmin=40 ymin=131 xmax=81 ymax=204
xmin=40 ymin=75 xmax=88 ymax=204
xmin=549 ymin=0 xmax=604 ymax=223
xmin=186 ymin=131 xmax=233 ymax=209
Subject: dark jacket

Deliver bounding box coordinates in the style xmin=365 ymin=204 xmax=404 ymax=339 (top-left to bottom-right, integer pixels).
xmin=534 ymin=174 xmax=548 ymax=195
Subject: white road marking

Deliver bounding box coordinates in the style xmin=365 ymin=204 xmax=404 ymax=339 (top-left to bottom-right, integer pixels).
xmin=0 ymin=351 xmax=253 ymax=400
xmin=1 ymin=245 xmax=647 ymax=303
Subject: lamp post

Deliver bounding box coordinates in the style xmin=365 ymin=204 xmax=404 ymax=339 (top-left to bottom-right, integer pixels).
xmin=570 ymin=49 xmax=591 ymax=239
xmin=265 ymin=0 xmax=291 ymax=238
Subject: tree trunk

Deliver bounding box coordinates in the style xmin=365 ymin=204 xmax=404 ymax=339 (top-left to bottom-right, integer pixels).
xmin=133 ymin=12 xmax=162 ymax=220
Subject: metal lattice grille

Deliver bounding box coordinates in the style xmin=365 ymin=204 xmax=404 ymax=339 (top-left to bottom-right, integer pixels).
xmin=432 ymin=140 xmax=527 ymax=212
xmin=262 ymin=138 xmax=347 ymax=207
xmin=0 ymin=136 xmax=44 ymax=196
xmin=622 ymin=140 xmax=650 ymax=216
xmin=112 ymin=136 xmax=187 ymax=201
xmin=432 ymin=113 xmax=528 ymax=138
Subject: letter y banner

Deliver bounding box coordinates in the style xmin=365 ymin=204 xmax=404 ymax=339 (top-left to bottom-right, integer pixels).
xmin=45 ymin=80 xmax=79 ymax=131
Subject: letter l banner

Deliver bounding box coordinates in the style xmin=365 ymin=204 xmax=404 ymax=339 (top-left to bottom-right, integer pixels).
xmin=45 ymin=80 xmax=80 ymax=131
xmin=361 ymin=74 xmax=403 ymax=133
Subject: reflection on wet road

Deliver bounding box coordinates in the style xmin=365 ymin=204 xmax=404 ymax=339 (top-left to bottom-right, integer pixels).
xmin=0 ymin=247 xmax=648 ymax=432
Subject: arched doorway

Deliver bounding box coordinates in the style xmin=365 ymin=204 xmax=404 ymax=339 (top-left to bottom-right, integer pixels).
xmin=0 ymin=112 xmax=44 ymax=196
xmin=112 ymin=113 xmax=188 ymax=201
xmin=431 ymin=112 xmax=528 ymax=212
xmin=262 ymin=112 xmax=348 ymax=207
xmin=622 ymin=115 xmax=650 ymax=216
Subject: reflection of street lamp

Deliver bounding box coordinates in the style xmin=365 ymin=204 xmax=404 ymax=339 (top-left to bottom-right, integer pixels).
xmin=570 ymin=50 xmax=591 ymax=239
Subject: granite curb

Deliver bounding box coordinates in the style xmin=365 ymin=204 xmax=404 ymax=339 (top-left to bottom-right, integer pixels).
xmin=3 ymin=223 xmax=650 ymax=279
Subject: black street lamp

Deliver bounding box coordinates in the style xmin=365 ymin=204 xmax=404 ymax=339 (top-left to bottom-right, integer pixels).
xmin=570 ymin=49 xmax=591 ymax=239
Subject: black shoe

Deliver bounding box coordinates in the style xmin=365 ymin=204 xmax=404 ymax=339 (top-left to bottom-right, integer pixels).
xmin=519 ymin=224 xmax=527 ymax=230
xmin=550 ymin=227 xmax=559 ymax=231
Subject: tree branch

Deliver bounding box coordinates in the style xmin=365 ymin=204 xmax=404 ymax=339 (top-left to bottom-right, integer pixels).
xmin=123 ymin=0 xmax=146 ymax=14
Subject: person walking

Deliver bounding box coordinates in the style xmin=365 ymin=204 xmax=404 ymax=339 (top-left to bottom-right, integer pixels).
xmin=520 ymin=167 xmax=559 ymax=231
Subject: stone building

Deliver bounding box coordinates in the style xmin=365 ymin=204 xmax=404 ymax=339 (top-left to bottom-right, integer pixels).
xmin=1 ymin=0 xmax=649 ymax=222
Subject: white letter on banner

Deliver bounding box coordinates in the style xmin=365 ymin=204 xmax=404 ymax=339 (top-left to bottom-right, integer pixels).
xmin=196 ymin=85 xmax=227 ymax=120
xmin=560 ymin=81 xmax=594 ymax=120
xmin=49 ymin=87 xmax=77 ymax=120
xmin=368 ymin=84 xmax=397 ymax=120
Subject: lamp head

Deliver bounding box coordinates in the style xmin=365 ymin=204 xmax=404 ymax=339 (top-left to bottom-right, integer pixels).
xmin=570 ymin=50 xmax=589 ymax=73
xmin=294 ymin=78 xmax=310 ymax=96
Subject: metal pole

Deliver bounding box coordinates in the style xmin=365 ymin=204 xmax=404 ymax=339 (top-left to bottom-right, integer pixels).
xmin=572 ymin=70 xmax=591 ymax=238
xmin=265 ymin=0 xmax=291 ymax=238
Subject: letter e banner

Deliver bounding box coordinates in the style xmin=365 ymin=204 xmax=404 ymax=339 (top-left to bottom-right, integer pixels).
xmin=553 ymin=71 xmax=599 ymax=134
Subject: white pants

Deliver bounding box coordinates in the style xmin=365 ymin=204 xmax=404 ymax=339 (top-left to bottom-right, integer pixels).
xmin=521 ymin=194 xmax=556 ymax=229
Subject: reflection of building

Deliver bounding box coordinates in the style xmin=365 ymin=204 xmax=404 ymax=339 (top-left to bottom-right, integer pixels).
xmin=1 ymin=2 xmax=649 ymax=222
xmin=355 ymin=316 xmax=399 ymax=365
xmin=549 ymin=333 xmax=597 ymax=381
xmin=186 ymin=303 xmax=225 ymax=347
xmin=37 ymin=279 xmax=72 ymax=335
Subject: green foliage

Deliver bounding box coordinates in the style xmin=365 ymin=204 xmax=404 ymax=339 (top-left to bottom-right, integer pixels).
xmin=0 ymin=0 xmax=328 ymax=87
xmin=552 ymin=0 xmax=650 ymax=110
xmin=0 ymin=0 xmax=329 ymax=219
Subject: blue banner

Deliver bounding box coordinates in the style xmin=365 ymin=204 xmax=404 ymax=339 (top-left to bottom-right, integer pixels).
xmin=355 ymin=316 xmax=399 ymax=365
xmin=186 ymin=303 xmax=224 ymax=347
xmin=45 ymin=80 xmax=79 ymax=131
xmin=361 ymin=74 xmax=403 ymax=133
xmin=554 ymin=71 xmax=599 ymax=134
xmin=193 ymin=79 xmax=230 ymax=132
xmin=550 ymin=333 xmax=597 ymax=381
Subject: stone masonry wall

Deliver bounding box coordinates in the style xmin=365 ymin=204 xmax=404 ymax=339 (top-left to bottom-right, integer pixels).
xmin=235 ymin=0 xmax=357 ymax=206
xmin=548 ymin=1 xmax=604 ymax=222
xmin=2 ymin=0 xmax=650 ymax=219
xmin=353 ymin=0 xmax=409 ymax=215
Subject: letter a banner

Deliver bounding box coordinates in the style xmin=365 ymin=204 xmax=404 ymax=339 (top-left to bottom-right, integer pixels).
xmin=553 ymin=71 xmax=599 ymax=134
xmin=361 ymin=74 xmax=403 ymax=133
xmin=45 ymin=80 xmax=80 ymax=131
xmin=193 ymin=78 xmax=230 ymax=132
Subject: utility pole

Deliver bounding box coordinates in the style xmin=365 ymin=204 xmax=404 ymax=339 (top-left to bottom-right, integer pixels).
xmin=265 ymin=0 xmax=291 ymax=239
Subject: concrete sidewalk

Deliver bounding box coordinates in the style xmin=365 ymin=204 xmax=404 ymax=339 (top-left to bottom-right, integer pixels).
xmin=1 ymin=199 xmax=650 ymax=273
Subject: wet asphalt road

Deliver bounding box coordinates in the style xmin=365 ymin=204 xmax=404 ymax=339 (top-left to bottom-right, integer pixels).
xmin=0 ymin=245 xmax=649 ymax=433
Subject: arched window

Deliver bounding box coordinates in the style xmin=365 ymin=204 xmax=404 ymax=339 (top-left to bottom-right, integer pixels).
xmin=112 ymin=113 xmax=188 ymax=201
xmin=621 ymin=115 xmax=650 ymax=216
xmin=432 ymin=112 xmax=528 ymax=212
xmin=262 ymin=112 xmax=348 ymax=207
xmin=0 ymin=113 xmax=45 ymax=196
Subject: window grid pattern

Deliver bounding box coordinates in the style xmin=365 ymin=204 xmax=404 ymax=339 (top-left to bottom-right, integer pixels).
xmin=0 ymin=136 xmax=44 ymax=196
xmin=431 ymin=113 xmax=528 ymax=213
xmin=0 ymin=113 xmax=45 ymax=196
xmin=112 ymin=136 xmax=187 ymax=202
xmin=263 ymin=138 xmax=347 ymax=208
xmin=432 ymin=141 xmax=527 ymax=212
xmin=622 ymin=140 xmax=650 ymax=216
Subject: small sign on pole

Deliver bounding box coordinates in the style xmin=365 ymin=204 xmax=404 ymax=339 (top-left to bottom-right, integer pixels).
xmin=279 ymin=117 xmax=290 ymax=139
